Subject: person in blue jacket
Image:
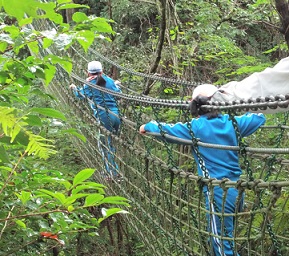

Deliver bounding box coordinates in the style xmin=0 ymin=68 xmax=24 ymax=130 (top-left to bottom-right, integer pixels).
xmin=70 ymin=61 xmax=121 ymax=179
xmin=139 ymin=84 xmax=266 ymax=256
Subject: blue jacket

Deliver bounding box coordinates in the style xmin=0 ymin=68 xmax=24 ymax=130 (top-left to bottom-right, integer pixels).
xmin=144 ymin=113 xmax=265 ymax=181
xmin=74 ymin=74 xmax=121 ymax=113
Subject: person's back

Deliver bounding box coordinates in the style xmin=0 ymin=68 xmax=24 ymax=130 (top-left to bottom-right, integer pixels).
xmin=192 ymin=113 xmax=264 ymax=182
xmin=84 ymin=74 xmax=120 ymax=112
xmin=139 ymin=84 xmax=266 ymax=256
xmin=70 ymin=61 xmax=122 ymax=179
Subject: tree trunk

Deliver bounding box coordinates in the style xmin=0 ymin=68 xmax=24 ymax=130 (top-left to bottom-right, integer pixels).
xmin=143 ymin=0 xmax=166 ymax=95
xmin=275 ymin=0 xmax=289 ymax=49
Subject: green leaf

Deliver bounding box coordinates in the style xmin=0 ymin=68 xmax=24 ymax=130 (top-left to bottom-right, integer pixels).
xmin=63 ymin=193 xmax=88 ymax=206
xmin=67 ymin=205 xmax=74 ymax=212
xmin=26 ymin=133 xmax=56 ymax=159
xmin=0 ymin=145 xmax=9 ymax=163
xmin=30 ymin=108 xmax=66 ymax=121
xmin=0 ymin=71 xmax=9 ymax=83
xmin=15 ymin=191 xmax=31 ymax=205
xmin=0 ymin=42 xmax=8 ymax=53
xmin=100 ymin=196 xmax=130 ymax=206
xmin=73 ymin=169 xmax=95 ymax=187
xmin=42 ymin=38 xmax=53 ymax=49
xmin=58 ymin=3 xmax=89 ymax=11
xmin=45 ymin=55 xmax=72 ymax=73
xmin=71 ymin=183 xmax=105 ymax=195
xmin=19 ymin=17 xmax=33 ymax=26
xmin=15 ymin=219 xmax=27 ymax=229
xmin=98 ymin=208 xmax=129 ymax=224
xmin=57 ymin=0 xmax=71 ymax=4
xmin=30 ymin=88 xmax=56 ymax=100
xmin=61 ymin=128 xmax=86 ymax=142
xmin=72 ymin=12 xmax=88 ymax=23
xmin=2 ymin=0 xmax=25 ymax=21
xmin=43 ymin=63 xmax=56 ymax=85
xmin=14 ymin=130 xmax=29 ymax=146
xmin=91 ymin=18 xmax=113 ymax=33
xmin=58 ymin=180 xmax=72 ymax=190
xmin=3 ymin=25 xmax=20 ymax=39
xmin=27 ymin=41 xmax=39 ymax=54
xmin=23 ymin=115 xmax=42 ymax=126
xmin=38 ymin=189 xmax=66 ymax=205
xmin=76 ymin=30 xmax=95 ymax=52
xmin=84 ymin=194 xmax=105 ymax=207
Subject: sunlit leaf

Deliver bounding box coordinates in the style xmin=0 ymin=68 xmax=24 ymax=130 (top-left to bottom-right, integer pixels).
xmin=72 ymin=12 xmax=88 ymax=23
xmin=58 ymin=3 xmax=89 ymax=11
xmin=43 ymin=63 xmax=56 ymax=85
xmin=30 ymin=108 xmax=66 ymax=121
xmin=15 ymin=219 xmax=27 ymax=229
xmin=76 ymin=30 xmax=95 ymax=52
xmin=98 ymin=208 xmax=129 ymax=223
xmin=15 ymin=191 xmax=31 ymax=205
xmin=73 ymin=169 xmax=95 ymax=186
xmin=84 ymin=194 xmax=105 ymax=207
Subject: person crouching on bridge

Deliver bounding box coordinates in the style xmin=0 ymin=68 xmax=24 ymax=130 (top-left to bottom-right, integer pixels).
xmin=70 ymin=61 xmax=121 ymax=180
xmin=139 ymin=84 xmax=265 ymax=256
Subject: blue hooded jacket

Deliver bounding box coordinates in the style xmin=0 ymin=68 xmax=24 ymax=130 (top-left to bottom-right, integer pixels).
xmin=74 ymin=74 xmax=121 ymax=114
xmin=144 ymin=113 xmax=265 ymax=181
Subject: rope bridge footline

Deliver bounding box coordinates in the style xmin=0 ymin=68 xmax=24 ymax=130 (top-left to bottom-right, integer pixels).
xmin=32 ymin=18 xmax=289 ymax=256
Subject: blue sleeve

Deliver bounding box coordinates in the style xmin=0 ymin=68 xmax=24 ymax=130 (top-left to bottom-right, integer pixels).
xmin=144 ymin=120 xmax=193 ymax=143
xmin=72 ymin=87 xmax=84 ymax=99
xmin=108 ymin=77 xmax=122 ymax=93
xmin=72 ymin=84 xmax=90 ymax=99
xmin=235 ymin=112 xmax=266 ymax=137
xmin=81 ymin=84 xmax=94 ymax=98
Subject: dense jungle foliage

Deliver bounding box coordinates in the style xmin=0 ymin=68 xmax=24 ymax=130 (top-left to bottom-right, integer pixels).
xmin=0 ymin=0 xmax=289 ymax=255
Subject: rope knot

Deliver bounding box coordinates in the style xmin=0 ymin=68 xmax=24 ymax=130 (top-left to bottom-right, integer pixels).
xmin=219 ymin=178 xmax=230 ymax=191
xmin=269 ymin=182 xmax=282 ymax=206
xmin=235 ymin=179 xmax=247 ymax=192
xmin=252 ymin=179 xmax=263 ymax=192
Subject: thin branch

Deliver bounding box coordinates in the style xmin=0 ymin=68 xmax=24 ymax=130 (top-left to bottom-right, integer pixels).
xmin=0 ymin=151 xmax=27 ymax=195
xmin=0 ymin=205 xmax=15 ymax=239
xmin=0 ymin=209 xmax=69 ymax=222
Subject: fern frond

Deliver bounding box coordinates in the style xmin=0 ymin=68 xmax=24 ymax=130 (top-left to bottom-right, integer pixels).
xmin=0 ymin=106 xmax=57 ymax=159
xmin=26 ymin=133 xmax=57 ymax=160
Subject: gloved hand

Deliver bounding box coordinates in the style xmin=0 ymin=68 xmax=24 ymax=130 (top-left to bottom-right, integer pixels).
xmin=69 ymin=83 xmax=77 ymax=90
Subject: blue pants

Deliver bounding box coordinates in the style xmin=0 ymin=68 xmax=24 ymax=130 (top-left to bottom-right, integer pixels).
xmin=205 ymin=186 xmax=244 ymax=256
xmin=97 ymin=110 xmax=121 ymax=177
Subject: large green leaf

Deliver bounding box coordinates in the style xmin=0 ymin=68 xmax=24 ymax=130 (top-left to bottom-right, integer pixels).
xmin=43 ymin=63 xmax=56 ymax=85
xmin=23 ymin=115 xmax=42 ymax=126
xmin=72 ymin=12 xmax=88 ymax=23
xmin=30 ymin=108 xmax=66 ymax=121
xmin=76 ymin=30 xmax=95 ymax=52
xmin=91 ymin=18 xmax=113 ymax=33
xmin=84 ymin=194 xmax=104 ymax=207
xmin=73 ymin=169 xmax=95 ymax=187
xmin=44 ymin=55 xmax=72 ymax=73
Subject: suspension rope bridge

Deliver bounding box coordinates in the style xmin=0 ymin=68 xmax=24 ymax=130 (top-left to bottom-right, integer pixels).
xmin=32 ymin=19 xmax=289 ymax=255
